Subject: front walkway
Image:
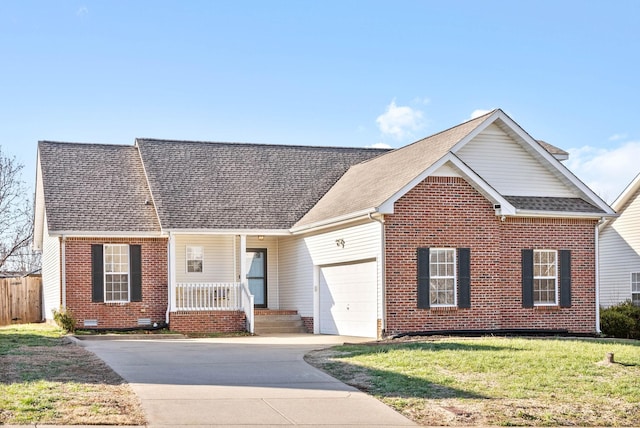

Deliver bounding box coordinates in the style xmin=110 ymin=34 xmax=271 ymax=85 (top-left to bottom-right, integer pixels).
xmin=79 ymin=334 xmax=416 ymax=427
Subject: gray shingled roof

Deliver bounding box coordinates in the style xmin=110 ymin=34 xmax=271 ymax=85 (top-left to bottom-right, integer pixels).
xmin=503 ymin=196 xmax=605 ymax=213
xmin=38 ymin=141 xmax=160 ymax=232
xmin=136 ymin=139 xmax=389 ymax=229
xmin=295 ymin=112 xmax=493 ymax=227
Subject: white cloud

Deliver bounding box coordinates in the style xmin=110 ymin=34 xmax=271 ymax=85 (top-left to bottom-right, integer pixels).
xmin=76 ymin=6 xmax=88 ymax=17
xmin=367 ymin=142 xmax=393 ymax=149
xmin=412 ymin=97 xmax=431 ymax=105
xmin=470 ymin=109 xmax=492 ymax=119
xmin=608 ymin=133 xmax=628 ymax=141
xmin=565 ymin=141 xmax=640 ymax=203
xmin=376 ymin=100 xmax=424 ymax=140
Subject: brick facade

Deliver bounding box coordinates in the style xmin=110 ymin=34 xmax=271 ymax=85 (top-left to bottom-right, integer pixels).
xmin=384 ymin=176 xmax=598 ymax=335
xmin=170 ymin=311 xmax=246 ymax=334
xmin=64 ymin=237 xmax=168 ymax=330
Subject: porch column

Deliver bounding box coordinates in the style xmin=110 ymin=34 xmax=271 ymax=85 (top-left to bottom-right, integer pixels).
xmin=168 ymin=232 xmax=177 ymax=311
xmin=239 ymin=234 xmax=247 ymax=284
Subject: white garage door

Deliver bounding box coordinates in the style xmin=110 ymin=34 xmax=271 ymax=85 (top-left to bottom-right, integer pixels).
xmin=319 ymin=260 xmax=378 ymax=338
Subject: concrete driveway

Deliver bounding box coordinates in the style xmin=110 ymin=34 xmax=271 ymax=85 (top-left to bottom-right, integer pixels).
xmin=79 ymin=334 xmax=416 ymax=427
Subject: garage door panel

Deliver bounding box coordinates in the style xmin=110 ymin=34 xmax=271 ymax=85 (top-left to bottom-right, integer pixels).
xmin=319 ymin=261 xmax=377 ymax=338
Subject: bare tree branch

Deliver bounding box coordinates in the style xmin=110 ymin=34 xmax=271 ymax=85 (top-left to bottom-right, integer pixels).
xmin=0 ymin=145 xmax=37 ymax=274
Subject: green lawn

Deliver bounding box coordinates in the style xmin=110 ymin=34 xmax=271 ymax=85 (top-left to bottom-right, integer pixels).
xmin=306 ymin=337 xmax=640 ymax=426
xmin=0 ymin=323 xmax=145 ymax=425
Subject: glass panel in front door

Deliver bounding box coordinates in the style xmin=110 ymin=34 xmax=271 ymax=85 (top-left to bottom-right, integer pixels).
xmin=246 ymin=249 xmax=266 ymax=307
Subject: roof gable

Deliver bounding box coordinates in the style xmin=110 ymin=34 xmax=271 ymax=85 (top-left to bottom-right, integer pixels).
xmin=136 ymin=139 xmax=388 ymax=230
xmin=37 ymin=141 xmax=160 ymax=233
xmin=295 ymin=109 xmax=613 ymax=230
xmin=455 ymin=123 xmax=577 ymax=197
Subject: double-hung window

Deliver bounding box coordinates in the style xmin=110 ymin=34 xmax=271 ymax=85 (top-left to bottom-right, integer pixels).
xmin=632 ymin=273 xmax=640 ymax=306
xmin=92 ymin=244 xmax=142 ymax=303
xmin=522 ymin=248 xmax=571 ymax=308
xmin=186 ymin=246 xmax=204 ymax=273
xmin=104 ymin=244 xmax=130 ymax=302
xmin=533 ymin=249 xmax=557 ymax=305
xmin=429 ymin=248 xmax=457 ymax=306
xmin=417 ymin=247 xmax=471 ymax=309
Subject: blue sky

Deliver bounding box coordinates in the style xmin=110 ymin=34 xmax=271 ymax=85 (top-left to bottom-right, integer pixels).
xmin=1 ymin=0 xmax=639 ymax=203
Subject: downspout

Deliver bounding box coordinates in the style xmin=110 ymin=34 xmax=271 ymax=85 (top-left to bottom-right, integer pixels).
xmin=595 ymin=218 xmax=603 ymax=334
xmin=165 ymin=232 xmax=172 ymax=326
xmin=368 ymin=212 xmax=386 ymax=337
xmin=61 ymin=235 xmax=66 ymax=309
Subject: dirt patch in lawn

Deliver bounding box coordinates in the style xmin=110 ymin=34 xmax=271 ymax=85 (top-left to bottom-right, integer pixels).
xmin=0 ymin=337 xmax=145 ymax=425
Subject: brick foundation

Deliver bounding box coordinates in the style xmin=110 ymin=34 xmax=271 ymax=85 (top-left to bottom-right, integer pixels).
xmin=170 ymin=310 xmax=246 ymax=334
xmin=384 ymin=176 xmax=598 ymax=335
xmin=64 ymin=237 xmax=168 ymax=330
xmin=301 ymin=316 xmax=314 ymax=333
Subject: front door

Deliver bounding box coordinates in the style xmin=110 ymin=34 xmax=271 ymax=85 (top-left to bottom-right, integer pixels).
xmin=246 ymin=248 xmax=267 ymax=308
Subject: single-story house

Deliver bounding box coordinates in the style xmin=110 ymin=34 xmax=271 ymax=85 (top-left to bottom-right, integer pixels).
xmin=599 ymin=172 xmax=640 ymax=307
xmin=33 ymin=109 xmax=615 ymax=338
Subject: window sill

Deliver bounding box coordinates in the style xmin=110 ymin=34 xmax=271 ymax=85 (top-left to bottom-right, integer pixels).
xmin=534 ymin=305 xmax=560 ymax=312
xmin=429 ymin=306 xmax=458 ymax=312
xmin=104 ymin=301 xmax=130 ymax=306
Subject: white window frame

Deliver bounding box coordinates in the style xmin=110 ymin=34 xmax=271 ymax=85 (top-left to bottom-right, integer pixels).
xmin=104 ymin=244 xmax=130 ymax=303
xmin=631 ymin=272 xmax=640 ymax=306
xmin=186 ymin=245 xmax=204 ymax=273
xmin=533 ymin=249 xmax=558 ymax=306
xmin=429 ymin=248 xmax=457 ymax=307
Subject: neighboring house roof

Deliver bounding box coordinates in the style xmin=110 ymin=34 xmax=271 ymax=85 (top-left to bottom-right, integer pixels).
xmin=295 ymin=109 xmax=613 ymax=229
xmin=136 ymin=139 xmax=389 ymax=230
xmin=537 ymin=140 xmax=569 ymax=160
xmin=611 ymin=172 xmax=640 ymax=213
xmin=38 ymin=141 xmax=160 ymax=233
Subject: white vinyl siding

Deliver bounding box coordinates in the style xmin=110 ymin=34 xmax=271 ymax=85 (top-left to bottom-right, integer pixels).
xmin=600 ymin=189 xmax=640 ymax=307
xmin=278 ymin=236 xmax=314 ymax=316
xmin=41 ymin=214 xmax=61 ymax=321
xmin=456 ymin=124 xmax=576 ymax=197
xmin=278 ymin=220 xmax=382 ymax=319
xmin=175 ymin=235 xmax=235 ymax=284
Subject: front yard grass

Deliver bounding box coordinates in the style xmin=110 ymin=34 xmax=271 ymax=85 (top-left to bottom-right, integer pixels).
xmin=306 ymin=336 xmax=640 ymax=426
xmin=0 ymin=323 xmax=145 ymax=425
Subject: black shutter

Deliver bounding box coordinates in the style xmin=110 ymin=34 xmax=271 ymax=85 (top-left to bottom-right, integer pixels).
xmin=522 ymin=249 xmax=534 ymax=308
xmin=559 ymin=250 xmax=571 ymax=308
xmin=130 ymin=245 xmax=142 ymax=302
xmin=91 ymin=244 xmax=104 ymax=302
xmin=457 ymin=248 xmax=471 ymax=308
xmin=417 ymin=248 xmax=430 ymax=309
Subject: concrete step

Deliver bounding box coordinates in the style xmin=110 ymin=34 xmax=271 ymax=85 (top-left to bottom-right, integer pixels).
xmin=254 ymin=313 xmax=307 ymax=334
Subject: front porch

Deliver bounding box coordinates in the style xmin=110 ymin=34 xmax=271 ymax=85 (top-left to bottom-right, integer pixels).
xmin=167 ymin=233 xmax=286 ymax=335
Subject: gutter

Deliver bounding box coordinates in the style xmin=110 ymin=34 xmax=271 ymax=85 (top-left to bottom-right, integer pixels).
xmin=290 ymin=208 xmax=377 ymax=235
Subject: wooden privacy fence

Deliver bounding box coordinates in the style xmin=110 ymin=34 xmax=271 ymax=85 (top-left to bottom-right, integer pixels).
xmin=0 ymin=277 xmax=43 ymax=326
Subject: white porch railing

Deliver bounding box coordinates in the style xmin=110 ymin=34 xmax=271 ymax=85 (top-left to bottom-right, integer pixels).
xmin=175 ymin=282 xmax=242 ymax=311
xmin=240 ymin=282 xmax=255 ymax=334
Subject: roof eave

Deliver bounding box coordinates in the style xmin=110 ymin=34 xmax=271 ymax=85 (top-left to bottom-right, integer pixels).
xmin=47 ymin=230 xmax=164 ymax=238
xmin=163 ymin=228 xmax=291 ymax=236
xmin=290 ymin=208 xmax=378 ymax=234
xmin=511 ymin=210 xmax=616 ymax=219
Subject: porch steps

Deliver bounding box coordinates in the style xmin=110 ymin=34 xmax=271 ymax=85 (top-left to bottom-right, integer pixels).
xmin=254 ymin=310 xmax=307 ymax=334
